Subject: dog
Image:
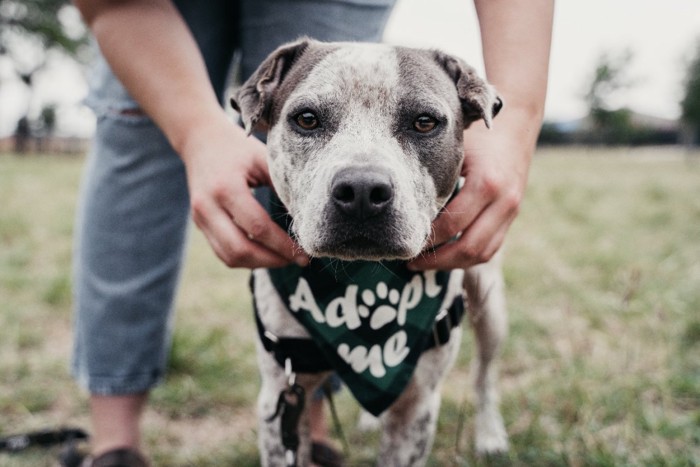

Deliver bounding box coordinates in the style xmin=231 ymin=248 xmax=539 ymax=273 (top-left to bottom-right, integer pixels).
xmin=232 ymin=38 xmax=509 ymax=466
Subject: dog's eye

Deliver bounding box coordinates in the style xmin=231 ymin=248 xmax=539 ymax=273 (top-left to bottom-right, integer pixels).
xmin=413 ymin=115 xmax=438 ymax=133
xmin=295 ymin=111 xmax=319 ymax=131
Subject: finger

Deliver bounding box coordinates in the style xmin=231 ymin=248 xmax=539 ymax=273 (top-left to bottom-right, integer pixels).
xmin=224 ymin=186 xmax=309 ymax=265
xmin=408 ymin=232 xmax=482 ymax=271
xmin=430 ymin=187 xmax=489 ymax=247
xmin=245 ymin=139 xmax=275 ymax=186
xmin=195 ymin=201 xmax=294 ymax=268
xmin=225 ymin=226 xmax=297 ymax=268
xmin=409 ymin=203 xmax=513 ymax=271
xmin=408 ymin=226 xmax=504 ymax=270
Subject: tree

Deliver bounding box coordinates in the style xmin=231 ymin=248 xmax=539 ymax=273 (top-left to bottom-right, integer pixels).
xmin=0 ymin=1 xmax=87 ymax=57
xmin=583 ymin=49 xmax=637 ymax=145
xmin=0 ymin=0 xmax=88 ymax=152
xmin=584 ymin=50 xmax=634 ymax=112
xmin=680 ymin=39 xmax=700 ymax=146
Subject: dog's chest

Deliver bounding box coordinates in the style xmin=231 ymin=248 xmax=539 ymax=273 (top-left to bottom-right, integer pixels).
xmin=256 ymin=258 xmax=464 ymax=415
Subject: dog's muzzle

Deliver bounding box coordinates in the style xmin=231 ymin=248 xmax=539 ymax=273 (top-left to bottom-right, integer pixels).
xmin=312 ymin=166 xmax=414 ymax=260
xmin=330 ymin=167 xmax=394 ymax=221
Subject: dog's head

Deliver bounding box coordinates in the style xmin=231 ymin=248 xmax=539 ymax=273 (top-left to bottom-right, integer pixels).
xmin=232 ymin=39 xmax=501 ymax=261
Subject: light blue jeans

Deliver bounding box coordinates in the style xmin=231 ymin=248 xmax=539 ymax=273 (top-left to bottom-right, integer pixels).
xmin=72 ymin=0 xmax=396 ymax=395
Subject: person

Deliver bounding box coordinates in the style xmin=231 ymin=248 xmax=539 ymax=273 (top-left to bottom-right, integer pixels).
xmin=71 ymin=0 xmax=554 ymax=465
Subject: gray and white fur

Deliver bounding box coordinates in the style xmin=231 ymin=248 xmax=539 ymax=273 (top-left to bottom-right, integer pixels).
xmin=233 ymin=38 xmax=509 ymax=466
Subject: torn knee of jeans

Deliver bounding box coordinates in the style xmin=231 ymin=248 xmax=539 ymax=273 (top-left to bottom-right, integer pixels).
xmin=118 ymin=107 xmax=146 ymax=117
xmin=100 ymin=105 xmax=151 ymax=125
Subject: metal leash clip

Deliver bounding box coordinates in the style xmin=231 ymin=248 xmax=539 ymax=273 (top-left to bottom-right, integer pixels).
xmin=266 ymin=358 xmax=305 ymax=467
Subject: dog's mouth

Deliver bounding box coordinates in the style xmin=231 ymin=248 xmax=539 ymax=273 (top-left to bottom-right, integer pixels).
xmin=315 ymin=241 xmax=414 ymax=261
xmin=310 ymin=228 xmax=422 ymax=261
xmin=291 ymin=183 xmax=434 ymax=261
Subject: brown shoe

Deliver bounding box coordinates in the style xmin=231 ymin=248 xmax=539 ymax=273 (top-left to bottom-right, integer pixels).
xmin=83 ymin=448 xmax=149 ymax=467
xmin=311 ymin=441 xmax=345 ymax=467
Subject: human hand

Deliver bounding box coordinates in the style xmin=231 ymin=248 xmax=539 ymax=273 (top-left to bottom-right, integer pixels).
xmin=408 ymin=109 xmax=538 ymax=271
xmin=180 ymin=116 xmax=309 ymax=269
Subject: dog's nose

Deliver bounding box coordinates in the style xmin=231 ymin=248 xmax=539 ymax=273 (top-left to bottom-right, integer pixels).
xmin=331 ymin=167 xmax=394 ymax=220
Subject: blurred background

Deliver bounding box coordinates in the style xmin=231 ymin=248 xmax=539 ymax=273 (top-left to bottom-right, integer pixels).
xmin=2 ymin=0 xmax=700 ymax=149
xmin=1 ymin=1 xmax=698 ymax=466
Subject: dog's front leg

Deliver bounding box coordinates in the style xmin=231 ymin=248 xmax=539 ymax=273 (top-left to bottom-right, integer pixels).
xmin=377 ymin=337 xmax=461 ymax=467
xmin=378 ymin=386 xmax=440 ymax=467
xmin=464 ymin=250 xmax=509 ymax=454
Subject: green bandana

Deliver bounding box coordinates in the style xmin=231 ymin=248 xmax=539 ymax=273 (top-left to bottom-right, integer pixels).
xmin=267 ymin=261 xmax=461 ymax=416
xmin=254 ymin=188 xmax=463 ymax=415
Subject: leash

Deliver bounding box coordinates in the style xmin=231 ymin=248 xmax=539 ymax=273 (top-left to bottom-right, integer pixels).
xmin=322 ymin=381 xmax=350 ymax=457
xmin=0 ymin=427 xmax=89 ymax=467
xmin=0 ymin=428 xmax=88 ymax=453
xmin=0 ymin=427 xmax=90 ymax=467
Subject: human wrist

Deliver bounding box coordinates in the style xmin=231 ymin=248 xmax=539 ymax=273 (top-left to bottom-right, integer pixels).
xmin=466 ymin=99 xmax=543 ymax=152
xmin=172 ymin=107 xmax=240 ymax=165
xmin=498 ymin=102 xmax=544 ymax=150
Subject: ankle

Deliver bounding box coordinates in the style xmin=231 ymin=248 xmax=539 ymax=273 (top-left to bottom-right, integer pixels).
xmin=89 ymin=393 xmax=147 ymax=457
xmin=92 ymin=441 xmax=141 ymax=459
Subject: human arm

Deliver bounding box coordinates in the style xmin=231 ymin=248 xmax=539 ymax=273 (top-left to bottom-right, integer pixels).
xmin=74 ymin=0 xmax=309 ymax=268
xmin=408 ymin=0 xmax=554 ymax=270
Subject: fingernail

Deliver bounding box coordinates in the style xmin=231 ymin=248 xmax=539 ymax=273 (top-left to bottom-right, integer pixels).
xmin=295 ymin=255 xmax=309 ymax=267
xmin=406 ymin=262 xmax=418 ymax=271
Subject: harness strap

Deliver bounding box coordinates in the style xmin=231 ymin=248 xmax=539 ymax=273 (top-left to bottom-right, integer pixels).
xmin=425 ymin=296 xmax=465 ymax=350
xmin=254 ymin=306 xmax=335 ymax=374
xmin=254 ymin=295 xmax=465 ymax=375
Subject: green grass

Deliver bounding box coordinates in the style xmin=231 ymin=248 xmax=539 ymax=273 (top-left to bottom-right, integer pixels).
xmin=1 ymin=147 xmax=699 ymax=466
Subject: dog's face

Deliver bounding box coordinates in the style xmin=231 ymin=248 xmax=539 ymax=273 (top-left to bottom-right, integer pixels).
xmin=233 ymin=39 xmax=501 ymax=261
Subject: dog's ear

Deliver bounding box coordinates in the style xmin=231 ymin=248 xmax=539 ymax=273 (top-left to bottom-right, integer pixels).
xmin=231 ymin=38 xmax=310 ymax=135
xmin=433 ymin=51 xmax=503 ymax=129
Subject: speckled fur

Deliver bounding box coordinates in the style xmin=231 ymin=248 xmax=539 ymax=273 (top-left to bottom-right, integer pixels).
xmin=235 ymin=40 xmax=509 ymax=466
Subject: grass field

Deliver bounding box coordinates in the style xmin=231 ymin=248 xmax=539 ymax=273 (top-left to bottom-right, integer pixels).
xmin=1 ymin=147 xmax=699 ymax=466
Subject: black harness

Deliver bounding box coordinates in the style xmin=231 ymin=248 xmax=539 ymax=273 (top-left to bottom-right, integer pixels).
xmin=253 ymin=280 xmax=465 ymax=467
xmin=252 ymin=277 xmax=466 ymax=375
xmin=251 ymin=187 xmax=467 ymax=466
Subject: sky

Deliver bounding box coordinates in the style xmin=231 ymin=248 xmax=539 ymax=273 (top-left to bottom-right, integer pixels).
xmin=384 ymin=0 xmax=700 ymax=122
xmin=1 ymin=0 xmax=700 ymax=137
